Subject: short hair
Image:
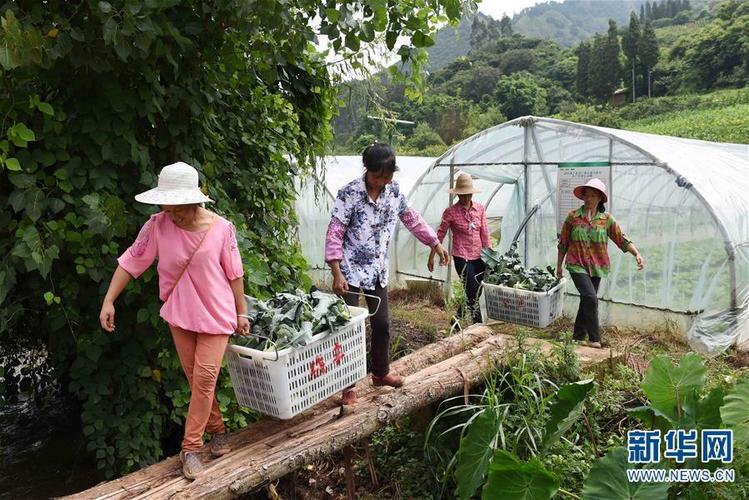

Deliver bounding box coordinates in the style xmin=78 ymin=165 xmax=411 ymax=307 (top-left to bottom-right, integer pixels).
xmin=362 ymin=142 xmax=398 ymax=173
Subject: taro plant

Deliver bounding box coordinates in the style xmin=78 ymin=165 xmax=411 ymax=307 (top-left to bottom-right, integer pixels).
xmin=481 ymin=242 xmax=559 ymax=292
xmin=426 ymin=341 xmax=596 ymax=500
xmin=581 ymin=353 xmax=749 ymax=499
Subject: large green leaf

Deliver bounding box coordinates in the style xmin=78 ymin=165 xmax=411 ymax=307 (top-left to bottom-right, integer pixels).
xmin=542 ymin=379 xmax=595 ymax=450
xmin=697 ymin=387 xmax=725 ymax=430
xmin=628 ymin=405 xmax=674 ymax=433
xmin=641 ymin=353 xmax=705 ymax=422
xmin=482 ymin=450 xmax=559 ymax=500
xmin=480 ymin=247 xmax=503 ymax=269
xmin=455 ymin=410 xmax=499 ymax=500
xmin=581 ymin=447 xmax=669 ymax=500
xmin=720 ymin=377 xmax=749 ymax=447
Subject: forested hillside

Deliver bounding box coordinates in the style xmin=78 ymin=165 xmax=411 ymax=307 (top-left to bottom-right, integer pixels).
xmin=333 ymin=0 xmax=748 ymax=153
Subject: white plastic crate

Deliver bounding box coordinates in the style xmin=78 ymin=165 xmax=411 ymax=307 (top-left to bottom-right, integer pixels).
xmin=482 ymin=278 xmax=566 ymax=328
xmin=225 ymin=305 xmax=368 ymax=419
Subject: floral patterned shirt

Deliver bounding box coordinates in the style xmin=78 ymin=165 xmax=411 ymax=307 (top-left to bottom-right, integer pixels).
xmin=324 ymin=176 xmax=438 ymax=289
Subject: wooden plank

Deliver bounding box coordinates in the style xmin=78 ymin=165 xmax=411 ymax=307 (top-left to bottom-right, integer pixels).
xmin=65 ymin=329 xmax=615 ymax=499
xmin=64 ymin=326 xmax=496 ymax=500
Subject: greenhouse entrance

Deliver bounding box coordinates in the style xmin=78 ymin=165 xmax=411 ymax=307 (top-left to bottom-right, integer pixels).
xmin=394 ymin=116 xmax=749 ymax=354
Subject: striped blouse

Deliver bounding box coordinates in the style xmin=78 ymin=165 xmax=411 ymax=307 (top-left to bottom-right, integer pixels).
xmin=558 ymin=206 xmax=632 ymax=278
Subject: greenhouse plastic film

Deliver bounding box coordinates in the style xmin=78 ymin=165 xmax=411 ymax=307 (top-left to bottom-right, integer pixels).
xmin=326 ymin=117 xmax=748 ymax=349
xmin=686 ymin=304 xmax=749 ymax=356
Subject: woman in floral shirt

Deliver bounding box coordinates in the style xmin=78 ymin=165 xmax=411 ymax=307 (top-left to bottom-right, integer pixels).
xmin=325 ymin=143 xmax=449 ymax=404
xmin=557 ymin=178 xmax=644 ymax=348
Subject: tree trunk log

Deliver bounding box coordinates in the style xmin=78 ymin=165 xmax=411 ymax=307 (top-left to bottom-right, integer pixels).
xmin=63 ymin=329 xmax=616 ymax=499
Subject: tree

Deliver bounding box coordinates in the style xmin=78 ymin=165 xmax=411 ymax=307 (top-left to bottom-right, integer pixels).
xmin=460 ymin=64 xmax=502 ymax=103
xmin=499 ymin=48 xmax=536 ymax=75
xmin=588 ymin=34 xmax=608 ymax=100
xmin=622 ymin=12 xmax=641 ymax=102
xmin=0 ymin=0 xmax=471 ymax=479
xmin=640 ymin=4 xmax=646 ymax=22
xmin=575 ymin=41 xmax=592 ymax=97
xmin=500 ymin=15 xmax=514 ymax=36
xmin=668 ymin=0 xmax=678 ymax=18
xmin=682 ymin=0 xmax=749 ymax=89
xmin=646 ymin=1 xmax=653 ymax=19
xmin=495 ymin=71 xmax=548 ymax=119
xmin=470 ymin=15 xmax=501 ymax=52
xmin=605 ymin=20 xmax=623 ymax=96
xmin=404 ymin=122 xmax=446 ymax=153
xmin=639 ymin=20 xmax=660 ymax=96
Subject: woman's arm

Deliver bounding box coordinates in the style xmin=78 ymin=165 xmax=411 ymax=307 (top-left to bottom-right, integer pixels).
xmin=480 ymin=207 xmax=491 ymax=248
xmin=606 ymin=215 xmax=643 ymax=269
xmin=329 ymin=260 xmax=349 ymax=295
xmin=99 ymin=265 xmax=133 ymax=332
xmin=627 ymin=243 xmax=645 ymax=270
xmin=429 ymin=210 xmax=452 ymax=272
xmin=325 ymin=217 xmax=349 ymax=295
xmin=556 ymin=213 xmax=572 ymax=279
xmin=556 ymin=250 xmax=566 ymax=279
xmin=230 ymin=277 xmax=250 ymax=335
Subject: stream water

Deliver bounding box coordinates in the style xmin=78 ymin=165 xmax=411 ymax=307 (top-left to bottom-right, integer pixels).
xmin=0 ymin=342 xmax=99 ymax=499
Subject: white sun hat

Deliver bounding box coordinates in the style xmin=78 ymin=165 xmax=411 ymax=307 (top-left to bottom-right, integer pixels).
xmin=134 ymin=162 xmax=214 ymax=205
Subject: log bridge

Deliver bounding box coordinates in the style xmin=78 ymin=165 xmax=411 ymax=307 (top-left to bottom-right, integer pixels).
xmin=65 ymin=326 xmax=617 ymax=499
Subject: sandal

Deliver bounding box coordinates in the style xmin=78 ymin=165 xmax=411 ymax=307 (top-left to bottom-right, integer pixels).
xmin=342 ymin=388 xmax=357 ymax=405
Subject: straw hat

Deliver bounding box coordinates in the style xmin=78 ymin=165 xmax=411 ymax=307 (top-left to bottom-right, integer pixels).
xmin=134 ymin=162 xmax=214 ymax=205
xmin=573 ymin=177 xmax=608 ymax=203
xmin=448 ymin=173 xmax=481 ymax=195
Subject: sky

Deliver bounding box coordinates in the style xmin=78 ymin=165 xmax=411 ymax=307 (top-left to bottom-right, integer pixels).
xmin=477 ymin=0 xmax=548 ymax=20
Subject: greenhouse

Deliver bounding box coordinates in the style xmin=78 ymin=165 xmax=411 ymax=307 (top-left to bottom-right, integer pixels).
xmin=392 ymin=116 xmax=749 ymax=354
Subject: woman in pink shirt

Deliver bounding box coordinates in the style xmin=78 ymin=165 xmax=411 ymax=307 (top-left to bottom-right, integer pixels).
xmin=429 ymin=173 xmax=491 ymax=324
xmin=98 ymin=162 xmax=248 ymax=480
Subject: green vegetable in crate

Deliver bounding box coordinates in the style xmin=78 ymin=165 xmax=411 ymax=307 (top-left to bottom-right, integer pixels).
xmin=232 ymin=289 xmax=351 ymax=351
xmin=481 ymin=242 xmax=560 ymax=292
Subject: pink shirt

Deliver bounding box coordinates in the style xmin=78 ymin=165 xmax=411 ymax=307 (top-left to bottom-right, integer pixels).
xmin=436 ymin=201 xmax=491 ymax=260
xmin=117 ymin=212 xmax=244 ymax=334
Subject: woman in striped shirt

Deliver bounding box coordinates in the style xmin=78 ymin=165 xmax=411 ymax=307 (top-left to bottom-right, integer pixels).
xmin=557 ymin=178 xmax=644 ymax=348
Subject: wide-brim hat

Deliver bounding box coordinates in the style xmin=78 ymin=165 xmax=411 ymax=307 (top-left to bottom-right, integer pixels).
xmin=573 ymin=177 xmax=608 ymax=203
xmin=134 ymin=161 xmax=214 ymax=205
xmin=448 ymin=172 xmax=481 ymax=195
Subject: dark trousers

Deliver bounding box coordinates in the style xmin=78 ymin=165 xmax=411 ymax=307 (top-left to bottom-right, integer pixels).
xmin=570 ymin=272 xmax=601 ymax=342
xmin=453 ymin=257 xmax=485 ymax=323
xmin=343 ymin=282 xmax=390 ymax=377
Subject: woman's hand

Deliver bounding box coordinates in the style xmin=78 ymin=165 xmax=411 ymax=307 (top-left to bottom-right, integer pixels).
xmin=555 ymin=265 xmax=564 ymax=280
xmin=333 ymin=271 xmax=349 ymax=296
xmin=236 ymin=316 xmax=251 ymax=336
xmin=427 ymin=248 xmax=437 ymax=272
xmin=635 ymin=253 xmax=645 ymax=270
xmin=100 ymin=301 xmax=116 ymax=332
xmin=432 ymin=243 xmax=449 ymax=266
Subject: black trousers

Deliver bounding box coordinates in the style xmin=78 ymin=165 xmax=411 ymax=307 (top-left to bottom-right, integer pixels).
xmin=453 ymin=257 xmax=485 ymax=323
xmin=570 ymin=272 xmax=601 ymax=342
xmin=343 ymin=282 xmax=390 ymax=377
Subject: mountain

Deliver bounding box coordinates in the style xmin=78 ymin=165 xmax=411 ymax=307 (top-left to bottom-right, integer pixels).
xmin=511 ymin=0 xmax=648 ymax=46
xmin=425 ymin=14 xmax=480 ymax=71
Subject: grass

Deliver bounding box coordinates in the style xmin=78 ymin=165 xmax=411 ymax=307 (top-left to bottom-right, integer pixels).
xmin=623 ymin=103 xmax=749 ymax=143
xmin=556 ymin=87 xmax=749 ymax=144
xmin=270 ymin=286 xmax=749 ymax=499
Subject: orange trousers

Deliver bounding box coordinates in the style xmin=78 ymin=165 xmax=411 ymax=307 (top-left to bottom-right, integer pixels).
xmin=169 ymin=326 xmax=229 ymax=452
